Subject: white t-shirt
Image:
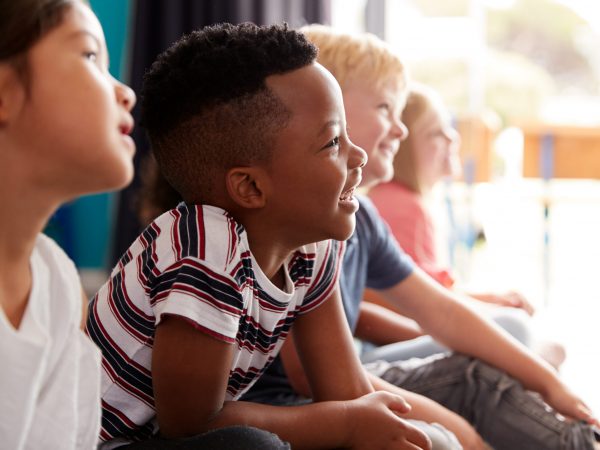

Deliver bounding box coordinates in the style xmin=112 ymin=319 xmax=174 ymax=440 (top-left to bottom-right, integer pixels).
xmin=0 ymin=234 xmax=101 ymax=449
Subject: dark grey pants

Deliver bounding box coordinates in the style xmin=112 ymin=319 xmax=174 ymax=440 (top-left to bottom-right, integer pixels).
xmin=367 ymin=353 xmax=596 ymax=450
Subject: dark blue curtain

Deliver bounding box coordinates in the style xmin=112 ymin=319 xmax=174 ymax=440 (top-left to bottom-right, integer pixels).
xmin=112 ymin=0 xmax=331 ymax=264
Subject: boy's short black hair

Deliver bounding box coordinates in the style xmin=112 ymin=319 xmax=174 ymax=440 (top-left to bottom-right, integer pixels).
xmin=141 ymin=22 xmax=317 ymax=204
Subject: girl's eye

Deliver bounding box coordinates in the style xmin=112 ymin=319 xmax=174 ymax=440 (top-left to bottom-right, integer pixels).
xmin=378 ymin=103 xmax=391 ymax=112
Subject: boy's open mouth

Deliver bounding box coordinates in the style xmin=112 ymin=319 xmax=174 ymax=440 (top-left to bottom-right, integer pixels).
xmin=339 ymin=187 xmax=355 ymax=202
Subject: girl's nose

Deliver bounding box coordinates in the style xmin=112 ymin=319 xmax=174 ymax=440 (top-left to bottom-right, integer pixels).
xmin=115 ymin=80 xmax=136 ymax=112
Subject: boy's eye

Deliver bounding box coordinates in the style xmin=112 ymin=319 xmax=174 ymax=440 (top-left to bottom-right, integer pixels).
xmin=325 ymin=136 xmax=340 ymax=149
xmin=83 ymin=51 xmax=98 ymax=62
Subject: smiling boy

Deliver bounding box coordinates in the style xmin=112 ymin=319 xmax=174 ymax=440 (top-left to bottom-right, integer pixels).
xmin=87 ymin=23 xmax=432 ymax=450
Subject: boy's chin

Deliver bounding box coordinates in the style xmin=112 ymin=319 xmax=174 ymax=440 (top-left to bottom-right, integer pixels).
xmin=332 ymin=218 xmax=356 ymax=242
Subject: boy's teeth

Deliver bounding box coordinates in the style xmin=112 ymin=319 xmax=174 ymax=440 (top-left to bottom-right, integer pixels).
xmin=340 ymin=188 xmax=354 ymax=201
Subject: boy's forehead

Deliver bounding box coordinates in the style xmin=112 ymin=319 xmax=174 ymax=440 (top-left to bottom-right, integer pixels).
xmin=266 ymin=62 xmax=337 ymax=88
xmin=345 ymin=76 xmax=407 ymax=105
xmin=266 ymin=63 xmax=343 ymax=113
xmin=265 ymin=63 xmax=345 ymax=144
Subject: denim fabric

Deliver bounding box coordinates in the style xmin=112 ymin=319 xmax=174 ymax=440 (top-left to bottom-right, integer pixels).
xmin=366 ymin=353 xmax=596 ymax=450
xmin=117 ymin=426 xmax=290 ymax=450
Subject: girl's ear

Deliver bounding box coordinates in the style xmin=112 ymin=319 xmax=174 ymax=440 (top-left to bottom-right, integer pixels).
xmin=0 ymin=65 xmax=24 ymax=126
xmin=225 ymin=166 xmax=269 ymax=209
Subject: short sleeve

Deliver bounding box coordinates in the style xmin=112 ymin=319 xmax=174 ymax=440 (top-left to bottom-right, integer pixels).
xmin=360 ymin=198 xmax=415 ymax=290
xmin=297 ymin=240 xmax=344 ymax=315
xmin=151 ymin=257 xmax=244 ymax=343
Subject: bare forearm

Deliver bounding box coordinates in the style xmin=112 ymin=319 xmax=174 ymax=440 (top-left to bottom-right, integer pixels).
xmin=368 ymin=372 xmax=485 ymax=449
xmin=207 ymin=400 xmax=353 ymax=449
xmin=356 ymin=301 xmax=424 ymax=345
xmin=428 ymin=300 xmax=558 ymax=394
xmin=379 ymin=274 xmax=590 ymax=426
xmin=380 ymin=274 xmax=558 ymax=395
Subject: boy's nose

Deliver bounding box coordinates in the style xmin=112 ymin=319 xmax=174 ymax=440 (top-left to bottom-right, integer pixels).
xmin=448 ymin=127 xmax=460 ymax=146
xmin=393 ymin=119 xmax=409 ymax=141
xmin=350 ymin=143 xmax=368 ymax=169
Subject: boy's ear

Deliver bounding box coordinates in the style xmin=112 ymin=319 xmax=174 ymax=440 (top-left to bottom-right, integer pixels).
xmin=0 ymin=65 xmax=23 ymax=126
xmin=225 ymin=166 xmax=269 ymax=209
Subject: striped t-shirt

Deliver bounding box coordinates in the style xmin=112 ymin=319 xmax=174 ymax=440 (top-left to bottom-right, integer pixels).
xmin=86 ymin=203 xmax=342 ymax=445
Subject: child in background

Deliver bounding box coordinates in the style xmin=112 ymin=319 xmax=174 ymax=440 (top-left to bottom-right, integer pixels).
xmin=242 ymin=25 xmax=600 ymax=450
xmin=370 ymin=83 xmax=470 ymax=288
xmin=87 ymin=23 xmax=432 ymax=450
xmin=369 ymin=83 xmax=565 ymax=369
xmin=0 ymin=0 xmax=136 ymax=448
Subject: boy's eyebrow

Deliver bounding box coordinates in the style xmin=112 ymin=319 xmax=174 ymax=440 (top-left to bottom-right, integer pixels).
xmin=317 ymin=119 xmax=341 ymax=136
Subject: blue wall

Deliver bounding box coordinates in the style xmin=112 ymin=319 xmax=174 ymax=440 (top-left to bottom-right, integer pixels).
xmin=46 ymin=0 xmax=133 ymax=269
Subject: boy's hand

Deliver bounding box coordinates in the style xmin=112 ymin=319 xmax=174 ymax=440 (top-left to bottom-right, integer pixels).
xmin=472 ymin=291 xmax=535 ymax=316
xmin=345 ymin=391 xmax=432 ymax=449
xmin=544 ymin=381 xmax=600 ymax=427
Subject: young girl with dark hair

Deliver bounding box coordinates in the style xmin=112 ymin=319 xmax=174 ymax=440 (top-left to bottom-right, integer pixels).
xmin=0 ymin=1 xmax=136 ymax=447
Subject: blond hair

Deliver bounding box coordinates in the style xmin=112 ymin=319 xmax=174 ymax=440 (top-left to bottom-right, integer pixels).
xmin=300 ymin=24 xmax=407 ymax=91
xmin=392 ymin=83 xmax=443 ymax=193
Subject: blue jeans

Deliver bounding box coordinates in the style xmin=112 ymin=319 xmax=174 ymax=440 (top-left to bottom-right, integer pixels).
xmin=366 ymin=353 xmax=596 ymax=450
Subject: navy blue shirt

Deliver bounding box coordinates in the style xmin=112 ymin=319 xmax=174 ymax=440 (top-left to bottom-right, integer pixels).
xmin=242 ymin=195 xmax=415 ymax=403
xmin=340 ymin=196 xmax=414 ymax=331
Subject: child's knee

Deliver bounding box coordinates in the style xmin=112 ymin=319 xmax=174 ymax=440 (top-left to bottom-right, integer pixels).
xmin=409 ymin=420 xmax=463 ymax=450
xmin=491 ymin=308 xmax=532 ymax=346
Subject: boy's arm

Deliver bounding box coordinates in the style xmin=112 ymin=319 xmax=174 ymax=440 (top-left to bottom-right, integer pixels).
xmin=369 ymin=372 xmax=485 ymax=449
xmin=468 ymin=290 xmax=535 ymax=316
xmin=281 ymin=322 xmax=483 ymax=450
xmin=290 ymin=284 xmax=372 ymax=400
xmin=152 ymin=311 xmax=430 ymax=449
xmin=355 ymin=301 xmax=424 ymax=345
xmin=380 ymin=268 xmax=598 ymax=425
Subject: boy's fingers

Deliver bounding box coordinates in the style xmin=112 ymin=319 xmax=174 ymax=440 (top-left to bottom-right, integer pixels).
xmin=562 ymin=400 xmax=598 ymax=427
xmin=385 ymin=394 xmax=411 ymax=414
xmin=403 ymin=443 xmax=430 ymax=450
xmin=403 ymin=426 xmax=432 ymax=450
xmin=577 ymin=403 xmax=599 ymax=426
